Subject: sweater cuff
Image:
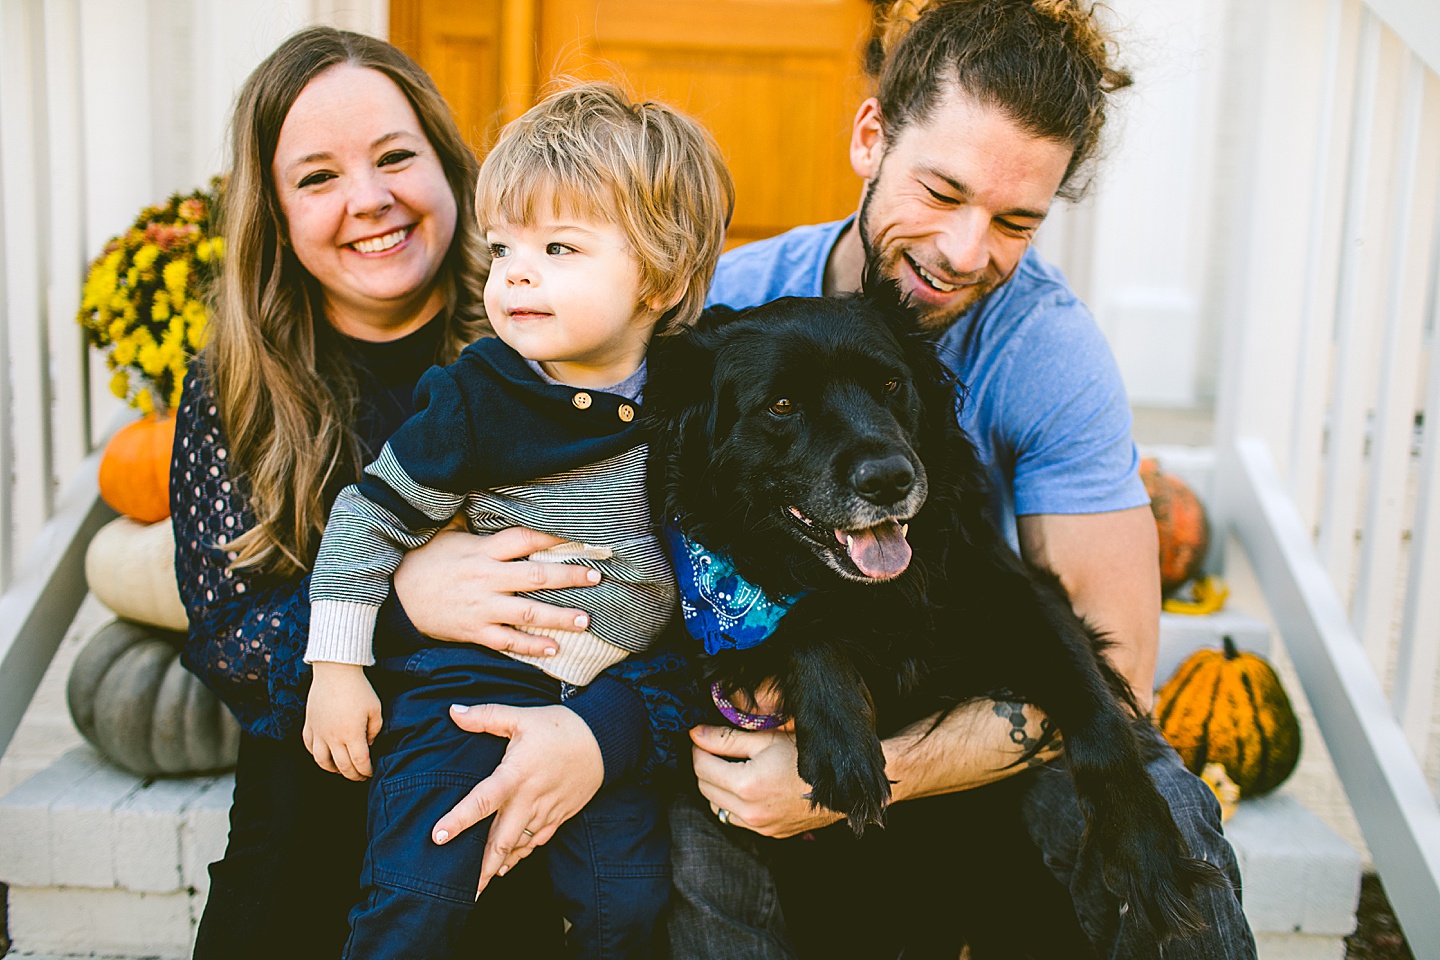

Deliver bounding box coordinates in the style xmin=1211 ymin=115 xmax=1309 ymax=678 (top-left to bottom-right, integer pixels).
xmin=567 ymin=675 xmax=650 ymax=787
xmin=306 ymin=600 xmax=378 ymax=665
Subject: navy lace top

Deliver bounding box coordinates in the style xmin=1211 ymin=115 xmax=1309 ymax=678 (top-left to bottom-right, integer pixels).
xmin=171 ymin=315 xmax=704 ymax=783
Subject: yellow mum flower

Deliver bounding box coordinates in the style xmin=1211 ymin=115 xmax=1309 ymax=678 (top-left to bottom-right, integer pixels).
xmin=169 ymin=378 xmax=185 ymax=410
xmin=135 ymin=389 xmax=155 ymax=416
xmin=196 ymin=239 xmax=212 ymax=263
xmin=187 ymin=320 xmax=208 ymax=351
xmin=133 ymin=244 xmax=160 ymax=272
xmin=209 ymin=236 xmax=225 ymax=259
xmin=107 ymin=318 xmax=128 ymax=342
xmin=163 ymin=258 xmax=190 ymax=300
xmin=112 ymin=337 xmax=138 ymax=366
xmin=138 ymin=342 xmax=165 ymax=377
xmin=152 ymin=295 xmax=171 ymax=322
xmin=110 ymin=370 xmax=130 ymax=399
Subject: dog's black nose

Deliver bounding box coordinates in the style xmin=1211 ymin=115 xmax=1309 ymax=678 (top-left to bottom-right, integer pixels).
xmin=851 ymin=455 xmax=915 ymax=505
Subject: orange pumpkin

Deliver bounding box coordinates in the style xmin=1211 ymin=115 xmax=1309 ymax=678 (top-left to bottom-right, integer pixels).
xmin=1140 ymin=457 xmax=1210 ymax=595
xmin=1156 ymin=636 xmax=1301 ymax=797
xmin=98 ymin=413 xmax=176 ymax=523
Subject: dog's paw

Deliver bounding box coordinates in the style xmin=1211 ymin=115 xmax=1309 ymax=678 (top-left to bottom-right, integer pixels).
xmin=1095 ymin=812 xmax=1231 ymax=940
xmin=799 ymin=731 xmax=891 ymax=834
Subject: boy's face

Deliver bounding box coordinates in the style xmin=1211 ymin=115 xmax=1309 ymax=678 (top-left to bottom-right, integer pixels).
xmin=484 ymin=206 xmax=660 ymax=388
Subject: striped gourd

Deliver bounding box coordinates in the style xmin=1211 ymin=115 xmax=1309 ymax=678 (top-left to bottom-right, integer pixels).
xmin=1155 ymin=636 xmax=1301 ymax=797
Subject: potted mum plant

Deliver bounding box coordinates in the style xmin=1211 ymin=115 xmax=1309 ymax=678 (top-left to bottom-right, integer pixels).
xmin=71 ymin=178 xmax=239 ymax=776
xmin=77 ymin=177 xmax=224 ymax=523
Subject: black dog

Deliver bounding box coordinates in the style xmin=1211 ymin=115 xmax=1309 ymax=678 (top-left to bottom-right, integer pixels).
xmin=644 ymin=290 xmax=1226 ymax=940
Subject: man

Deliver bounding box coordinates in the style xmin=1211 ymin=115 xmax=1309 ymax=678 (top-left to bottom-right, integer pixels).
xmin=667 ymin=2 xmax=1257 ymax=957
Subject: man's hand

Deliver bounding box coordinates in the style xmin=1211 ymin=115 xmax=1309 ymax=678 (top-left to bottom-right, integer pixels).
xmin=302 ymin=662 xmax=383 ymax=781
xmin=690 ymin=724 xmax=845 ymax=838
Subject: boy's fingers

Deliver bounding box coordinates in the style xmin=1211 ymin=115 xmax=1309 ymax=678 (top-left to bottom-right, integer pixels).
xmin=348 ymin=741 xmax=373 ymax=780
xmin=329 ymin=740 xmax=361 ymax=781
xmin=311 ymin=740 xmax=340 ymax=776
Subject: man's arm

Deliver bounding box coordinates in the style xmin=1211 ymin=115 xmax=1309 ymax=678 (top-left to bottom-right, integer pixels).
xmin=1016 ymin=505 xmax=1160 ymax=708
xmin=691 ymin=504 xmax=1160 ymax=838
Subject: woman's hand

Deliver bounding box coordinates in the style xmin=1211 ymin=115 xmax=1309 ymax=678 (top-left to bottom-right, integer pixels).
xmin=302 ymin=662 xmax=384 ymax=781
xmin=430 ymin=702 xmax=604 ymax=896
xmin=394 ymin=527 xmax=602 ymax=657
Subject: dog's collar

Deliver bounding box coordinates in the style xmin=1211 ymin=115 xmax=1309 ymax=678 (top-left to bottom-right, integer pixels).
xmin=663 ymin=526 xmax=807 ymax=655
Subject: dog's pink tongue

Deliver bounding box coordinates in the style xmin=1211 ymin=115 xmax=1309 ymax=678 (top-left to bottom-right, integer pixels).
xmin=839 ymin=520 xmax=912 ymax=580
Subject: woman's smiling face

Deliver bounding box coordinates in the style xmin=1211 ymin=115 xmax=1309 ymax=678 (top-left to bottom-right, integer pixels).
xmin=271 ymin=64 xmax=457 ymax=340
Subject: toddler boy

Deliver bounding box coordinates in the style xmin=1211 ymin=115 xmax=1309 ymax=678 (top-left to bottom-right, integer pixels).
xmin=304 ymin=82 xmax=733 ymax=959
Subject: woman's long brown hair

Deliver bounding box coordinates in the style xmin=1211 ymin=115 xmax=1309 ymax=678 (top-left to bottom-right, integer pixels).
xmin=210 ymin=27 xmax=489 ymax=576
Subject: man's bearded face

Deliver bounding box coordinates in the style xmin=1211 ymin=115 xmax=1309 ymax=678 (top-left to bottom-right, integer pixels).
xmin=852 ymin=93 xmax=1073 ymax=333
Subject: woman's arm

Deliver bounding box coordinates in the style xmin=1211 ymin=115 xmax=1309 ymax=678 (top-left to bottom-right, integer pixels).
xmin=392 ymin=534 xmax=707 ymax=785
xmin=170 ymin=370 xmax=315 ymax=739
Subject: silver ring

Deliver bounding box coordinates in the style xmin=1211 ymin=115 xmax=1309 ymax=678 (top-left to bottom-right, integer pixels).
xmin=716 ymin=808 xmax=731 ymax=826
xmin=521 ymin=828 xmax=535 ymax=839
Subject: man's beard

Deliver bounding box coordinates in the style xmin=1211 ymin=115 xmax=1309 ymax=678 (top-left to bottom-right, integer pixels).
xmin=856 ymin=168 xmax=995 ymax=333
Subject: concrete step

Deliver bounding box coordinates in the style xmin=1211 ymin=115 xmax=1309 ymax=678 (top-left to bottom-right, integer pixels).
xmin=1157 ymin=607 xmax=1272 ymax=686
xmin=0 ymin=746 xmax=231 ymax=958
xmin=1228 ymin=793 xmax=1363 ymax=960
xmin=0 ymin=712 xmax=1358 ymax=960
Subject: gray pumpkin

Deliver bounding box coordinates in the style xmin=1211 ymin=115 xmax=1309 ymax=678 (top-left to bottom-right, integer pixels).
xmin=67 ymin=619 xmax=240 ymax=775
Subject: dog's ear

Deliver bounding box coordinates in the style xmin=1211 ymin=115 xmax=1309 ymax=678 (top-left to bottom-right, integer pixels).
xmin=858 ymin=272 xmax=923 ymax=339
xmin=643 ymin=327 xmax=720 ymax=528
xmin=695 ymin=303 xmax=745 ymax=333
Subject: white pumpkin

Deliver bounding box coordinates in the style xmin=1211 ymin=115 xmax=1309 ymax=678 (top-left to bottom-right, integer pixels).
xmin=86 ymin=516 xmax=189 ymax=630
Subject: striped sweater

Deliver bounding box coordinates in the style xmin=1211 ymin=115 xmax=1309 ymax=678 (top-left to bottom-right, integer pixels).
xmin=307 ymin=337 xmax=676 ymax=686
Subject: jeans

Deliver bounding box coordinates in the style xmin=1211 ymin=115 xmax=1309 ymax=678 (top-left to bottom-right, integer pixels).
xmin=192 ymin=731 xmax=562 ymax=960
xmin=666 ymin=729 xmax=1258 ymax=960
xmin=345 ymin=645 xmax=670 ymax=960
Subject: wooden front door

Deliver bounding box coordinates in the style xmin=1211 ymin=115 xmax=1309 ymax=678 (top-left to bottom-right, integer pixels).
xmin=390 ymin=0 xmax=873 ymax=245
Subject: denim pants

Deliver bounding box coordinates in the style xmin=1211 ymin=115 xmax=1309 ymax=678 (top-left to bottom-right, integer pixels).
xmin=193 ymin=731 xmax=563 ymax=960
xmin=344 ymin=646 xmax=670 ymax=960
xmin=666 ymin=728 xmax=1258 ymax=960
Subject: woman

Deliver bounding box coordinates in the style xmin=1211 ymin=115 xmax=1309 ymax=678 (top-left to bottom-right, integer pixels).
xmin=172 ymin=27 xmax=696 ymax=958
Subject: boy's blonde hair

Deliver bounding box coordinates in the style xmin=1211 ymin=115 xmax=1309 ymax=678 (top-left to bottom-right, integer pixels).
xmin=476 ymin=82 xmax=735 ymax=334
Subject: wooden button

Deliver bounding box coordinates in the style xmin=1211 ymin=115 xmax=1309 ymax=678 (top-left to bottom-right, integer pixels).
xmin=618 ymin=403 xmax=635 ymax=422
xmin=572 ymin=392 xmax=592 ymax=409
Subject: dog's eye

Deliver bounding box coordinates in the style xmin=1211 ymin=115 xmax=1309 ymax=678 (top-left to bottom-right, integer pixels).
xmin=768 ymin=398 xmax=796 ymax=417
xmin=884 ymin=379 xmax=902 ymax=395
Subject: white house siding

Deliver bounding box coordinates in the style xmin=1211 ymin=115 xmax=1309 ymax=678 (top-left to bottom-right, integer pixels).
xmin=0 ymin=0 xmax=385 ymax=592
xmin=1037 ymin=0 xmax=1236 ymax=413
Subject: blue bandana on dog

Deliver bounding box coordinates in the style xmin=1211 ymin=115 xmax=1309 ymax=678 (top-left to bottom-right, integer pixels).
xmin=663 ymin=526 xmax=805 ymax=655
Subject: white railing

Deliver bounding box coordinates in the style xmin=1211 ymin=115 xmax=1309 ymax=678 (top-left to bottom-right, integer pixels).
xmin=1215 ymin=0 xmax=1440 ymax=951
xmin=0 ymin=1 xmax=109 ymax=759
xmin=0 ymin=0 xmax=386 ymax=763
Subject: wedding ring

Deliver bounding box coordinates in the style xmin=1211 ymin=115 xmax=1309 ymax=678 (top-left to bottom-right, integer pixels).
xmin=716 ymin=808 xmax=732 ymax=826
xmin=521 ymin=828 xmax=535 ymax=839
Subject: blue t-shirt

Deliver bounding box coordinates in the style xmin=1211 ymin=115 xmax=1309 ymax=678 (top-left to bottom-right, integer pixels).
xmin=707 ymin=217 xmax=1148 ymax=544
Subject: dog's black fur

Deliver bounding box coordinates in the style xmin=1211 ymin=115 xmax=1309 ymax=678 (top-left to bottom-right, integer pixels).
xmin=644 ymin=289 xmax=1227 ymax=940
